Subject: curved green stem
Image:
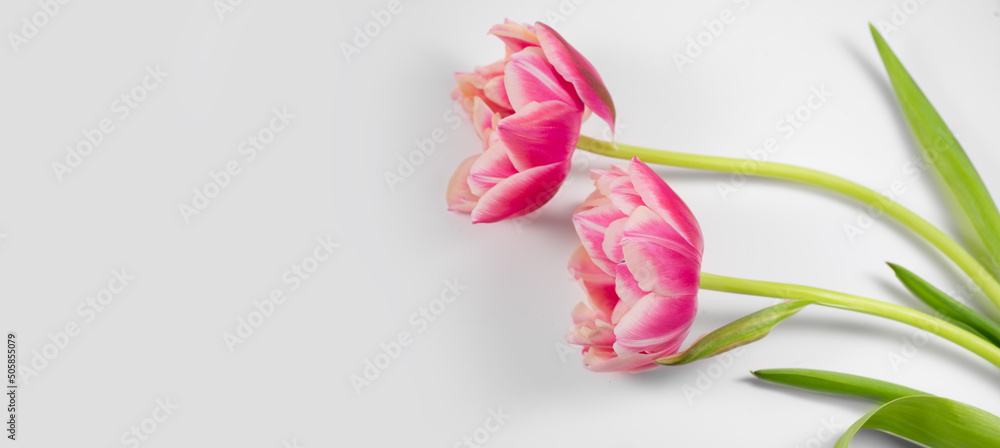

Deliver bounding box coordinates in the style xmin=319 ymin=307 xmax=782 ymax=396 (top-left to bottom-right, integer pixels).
xmin=700 ymin=272 xmax=1000 ymax=370
xmin=577 ymin=135 xmax=1000 ymax=312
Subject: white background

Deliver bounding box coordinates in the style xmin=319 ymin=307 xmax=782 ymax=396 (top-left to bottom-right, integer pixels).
xmin=2 ymin=0 xmax=1000 ymax=446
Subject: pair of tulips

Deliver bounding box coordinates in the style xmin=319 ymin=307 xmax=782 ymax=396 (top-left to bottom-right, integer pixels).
xmin=444 ymin=21 xmax=1000 ymax=380
xmin=446 ymin=21 xmax=697 ymax=372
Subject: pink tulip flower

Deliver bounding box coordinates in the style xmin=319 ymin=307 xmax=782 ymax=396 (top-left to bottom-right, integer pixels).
xmin=446 ymin=20 xmax=616 ymax=223
xmin=567 ymin=157 xmax=703 ymax=372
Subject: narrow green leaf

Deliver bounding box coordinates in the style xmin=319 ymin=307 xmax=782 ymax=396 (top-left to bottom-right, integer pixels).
xmin=888 ymin=262 xmax=1000 ymax=346
xmin=835 ymin=395 xmax=1000 ymax=448
xmin=870 ymin=24 xmax=1000 ymax=274
xmin=655 ymin=300 xmax=809 ymax=366
xmin=752 ymin=368 xmax=927 ymax=404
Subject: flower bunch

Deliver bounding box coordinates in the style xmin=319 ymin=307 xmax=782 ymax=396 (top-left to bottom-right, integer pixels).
xmin=445 ymin=20 xmax=1000 ymax=447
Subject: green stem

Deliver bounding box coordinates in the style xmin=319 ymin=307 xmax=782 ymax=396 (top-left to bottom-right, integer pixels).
xmin=577 ymin=135 xmax=1000 ymax=312
xmin=700 ymin=272 xmax=1000 ymax=370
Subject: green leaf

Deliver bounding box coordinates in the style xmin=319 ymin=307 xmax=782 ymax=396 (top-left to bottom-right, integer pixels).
xmin=888 ymin=262 xmax=1000 ymax=346
xmin=753 ymin=368 xmax=1000 ymax=447
xmin=751 ymin=368 xmax=927 ymax=404
xmin=870 ymin=24 xmax=1000 ymax=275
xmin=835 ymin=395 xmax=1000 ymax=447
xmin=655 ymin=300 xmax=809 ymax=366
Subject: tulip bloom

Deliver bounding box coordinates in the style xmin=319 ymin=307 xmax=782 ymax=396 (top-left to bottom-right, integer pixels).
xmin=567 ymin=157 xmax=703 ymax=372
xmin=447 ymin=20 xmax=616 ymax=223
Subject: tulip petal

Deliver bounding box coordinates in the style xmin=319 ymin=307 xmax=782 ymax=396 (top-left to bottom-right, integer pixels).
xmin=613 ymin=292 xmax=697 ymax=356
xmin=504 ymin=47 xmax=584 ymax=112
xmin=614 ymin=263 xmax=647 ymax=308
xmin=628 ymin=158 xmax=704 ymax=253
xmin=576 ymin=189 xmax=611 ymax=213
xmin=621 ymin=208 xmax=702 ymax=300
xmin=483 ymin=76 xmax=513 ymax=112
xmin=489 ymin=21 xmax=539 ymax=55
xmin=497 ymin=100 xmax=583 ymax=172
xmin=446 ymin=155 xmax=480 ymax=213
xmin=582 ymin=345 xmax=678 ymax=373
xmin=470 ymin=162 xmax=569 ymax=223
xmin=535 ymin=22 xmax=616 ymax=132
xmin=572 ymin=203 xmax=627 ymax=275
xmin=468 ymin=142 xmax=517 ymax=197
xmin=610 ymin=300 xmax=630 ymax=325
xmin=606 ymin=175 xmax=643 ymax=216
xmin=567 ymin=321 xmax=616 ymax=348
xmin=602 ymin=217 xmax=627 ymax=263
xmin=571 ymin=302 xmax=596 ymax=325
xmin=471 ymin=97 xmax=496 ymax=146
xmin=568 ymin=247 xmax=619 ymax=322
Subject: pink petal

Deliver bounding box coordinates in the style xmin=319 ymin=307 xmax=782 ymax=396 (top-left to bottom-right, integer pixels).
xmin=483 ymin=76 xmax=513 ymax=112
xmin=566 ymin=321 xmax=616 ymax=348
xmin=581 ymin=344 xmax=678 ymax=373
xmin=628 ymin=158 xmax=704 ymax=253
xmin=446 ymin=155 xmax=480 ymax=213
xmin=489 ymin=21 xmax=539 ymax=55
xmin=614 ymin=263 xmax=646 ymax=308
xmin=475 ymin=59 xmax=507 ymax=77
xmin=610 ymin=299 xmax=630 ymax=325
xmin=621 ymin=206 xmax=702 ymax=297
xmin=535 ymin=22 xmax=616 ymax=132
xmin=568 ymin=245 xmax=611 ymax=283
xmin=593 ymin=166 xmax=628 ymax=200
xmin=571 ymin=302 xmax=596 ymax=325
xmin=471 ymin=97 xmax=496 ymax=146
xmin=602 ymin=217 xmax=627 ymax=263
xmin=468 ymin=142 xmax=517 ymax=197
xmin=568 ymin=247 xmax=619 ymax=322
xmin=575 ymin=189 xmax=611 ymax=214
xmin=470 ymin=162 xmax=570 ymax=223
xmin=572 ymin=203 xmax=627 ymax=275
xmin=599 ymin=175 xmax=640 ymax=216
xmin=612 ymin=292 xmax=697 ymax=356
xmin=504 ymin=47 xmax=583 ymax=112
xmin=497 ymin=100 xmax=583 ymax=172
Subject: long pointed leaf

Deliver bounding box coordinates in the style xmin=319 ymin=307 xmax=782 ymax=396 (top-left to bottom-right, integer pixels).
xmin=888 ymin=262 xmax=1000 ymax=346
xmin=870 ymin=24 xmax=1000 ymax=275
xmin=753 ymin=368 xmax=1000 ymax=447
xmin=752 ymin=368 xmax=926 ymax=403
xmin=835 ymin=395 xmax=1000 ymax=447
xmin=656 ymin=300 xmax=809 ymax=366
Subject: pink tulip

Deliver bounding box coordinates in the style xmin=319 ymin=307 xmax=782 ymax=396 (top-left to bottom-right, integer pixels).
xmin=568 ymin=157 xmax=703 ymax=372
xmin=446 ymin=20 xmax=616 ymax=223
